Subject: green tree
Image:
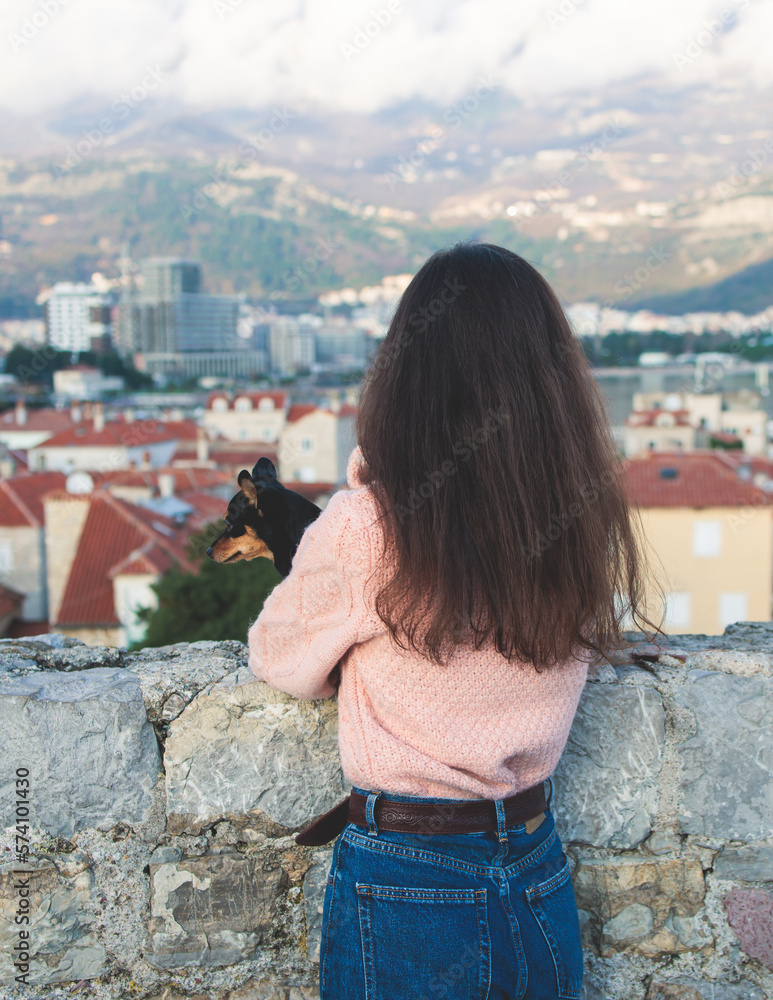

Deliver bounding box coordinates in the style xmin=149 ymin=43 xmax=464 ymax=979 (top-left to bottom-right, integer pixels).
xmin=132 ymin=527 xmax=283 ymax=648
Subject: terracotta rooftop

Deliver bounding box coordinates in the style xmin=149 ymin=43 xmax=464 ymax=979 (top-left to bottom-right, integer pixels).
xmin=627 ymin=409 xmax=692 ymax=427
xmin=0 ymin=472 xmax=67 ymax=526
xmin=95 ymin=466 xmax=232 ymax=493
xmin=183 ymin=492 xmax=230 ymax=533
xmin=55 ymin=491 xmax=195 ymax=627
xmin=286 ymin=404 xmax=319 ymax=422
xmin=0 ymin=406 xmax=73 ymax=433
xmin=623 ymin=452 xmax=773 ymax=509
xmin=38 ymin=418 xmax=198 ymax=449
xmin=206 ymin=390 xmax=288 ymax=410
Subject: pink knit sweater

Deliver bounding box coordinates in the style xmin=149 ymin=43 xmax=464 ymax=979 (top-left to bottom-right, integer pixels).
xmin=248 ymin=445 xmax=589 ymax=800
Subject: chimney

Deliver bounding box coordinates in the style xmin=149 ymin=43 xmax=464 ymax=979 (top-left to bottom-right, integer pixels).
xmin=196 ymin=427 xmax=210 ymax=462
xmin=93 ymin=401 xmax=105 ymax=433
xmin=44 ymin=492 xmax=91 ymax=624
xmin=140 ymin=450 xmax=151 ymax=470
xmin=70 ymin=400 xmax=82 ymax=423
xmin=329 ymin=395 xmax=341 ymax=414
xmin=124 ymin=407 xmax=134 ymax=424
xmin=158 ymin=473 xmax=175 ymax=499
xmin=15 ymin=398 xmax=27 ymax=426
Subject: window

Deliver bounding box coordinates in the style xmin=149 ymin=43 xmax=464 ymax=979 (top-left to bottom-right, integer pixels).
xmin=693 ymin=520 xmax=722 ymax=558
xmin=258 ymin=397 xmax=274 ymax=411
xmin=301 ymin=438 xmax=314 ymax=452
xmin=212 ymin=397 xmax=227 ymax=412
xmin=235 ymin=396 xmax=252 ymax=412
xmin=664 ymin=592 xmax=691 ymax=630
xmin=719 ymin=592 xmax=747 ymax=629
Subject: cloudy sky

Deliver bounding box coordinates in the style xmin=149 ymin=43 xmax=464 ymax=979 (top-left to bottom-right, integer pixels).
xmin=2 ymin=0 xmax=772 ymax=117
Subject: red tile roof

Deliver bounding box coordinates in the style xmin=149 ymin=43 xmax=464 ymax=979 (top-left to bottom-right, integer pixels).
xmin=0 ymin=472 xmax=67 ymax=526
xmin=183 ymin=492 xmax=230 ymax=533
xmin=109 ymin=541 xmax=176 ymax=577
xmin=94 ymin=466 xmax=232 ymax=494
xmin=205 ymin=447 xmax=279 ymax=474
xmin=0 ymin=406 xmax=73 ymax=433
xmin=38 ymin=418 xmax=198 ymax=449
xmin=286 ymin=404 xmax=319 ymax=423
xmin=205 ymin=390 xmax=288 ymax=410
xmin=55 ymin=491 xmax=195 ymax=627
xmin=623 ymin=452 xmax=773 ymax=509
xmin=626 ymin=409 xmax=691 ymax=427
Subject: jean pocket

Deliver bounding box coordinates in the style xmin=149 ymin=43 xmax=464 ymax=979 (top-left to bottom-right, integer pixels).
xmin=525 ymin=859 xmax=583 ymax=1000
xmin=356 ymin=883 xmax=490 ymax=1000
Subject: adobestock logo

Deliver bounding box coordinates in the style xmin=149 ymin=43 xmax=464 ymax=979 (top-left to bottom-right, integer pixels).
xmin=7 ymin=0 xmax=72 ymax=51
xmin=340 ymin=1 xmax=402 ymax=62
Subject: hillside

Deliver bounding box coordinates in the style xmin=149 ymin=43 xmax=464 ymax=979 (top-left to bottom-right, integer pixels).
xmin=631 ymin=256 xmax=773 ymax=316
xmin=2 ymin=89 xmax=773 ymax=313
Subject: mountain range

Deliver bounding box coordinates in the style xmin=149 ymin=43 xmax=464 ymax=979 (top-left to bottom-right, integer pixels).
xmin=1 ymin=80 xmax=772 ymax=316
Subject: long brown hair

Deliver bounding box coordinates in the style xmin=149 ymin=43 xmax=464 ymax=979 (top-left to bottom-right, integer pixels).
xmin=355 ymin=241 xmax=657 ymax=669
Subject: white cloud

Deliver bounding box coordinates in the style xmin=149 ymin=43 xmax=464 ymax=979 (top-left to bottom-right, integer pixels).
xmin=0 ymin=0 xmax=770 ymax=117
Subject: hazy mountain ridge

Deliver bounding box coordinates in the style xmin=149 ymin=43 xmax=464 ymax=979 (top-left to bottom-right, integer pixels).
xmin=1 ymin=87 xmax=772 ymax=312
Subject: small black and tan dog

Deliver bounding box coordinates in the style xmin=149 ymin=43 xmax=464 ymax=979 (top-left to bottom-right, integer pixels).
xmin=206 ymin=457 xmax=322 ymax=577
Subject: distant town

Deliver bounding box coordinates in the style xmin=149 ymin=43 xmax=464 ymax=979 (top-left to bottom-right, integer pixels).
xmin=1 ymin=253 xmax=773 ymax=647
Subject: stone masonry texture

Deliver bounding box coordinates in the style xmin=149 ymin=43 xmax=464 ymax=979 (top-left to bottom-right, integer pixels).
xmin=0 ymin=627 xmax=771 ymax=1000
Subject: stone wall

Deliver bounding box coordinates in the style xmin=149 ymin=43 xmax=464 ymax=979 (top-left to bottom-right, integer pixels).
xmin=0 ymin=625 xmax=772 ymax=1000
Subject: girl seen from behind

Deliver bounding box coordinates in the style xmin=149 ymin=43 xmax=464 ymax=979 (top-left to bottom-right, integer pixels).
xmin=248 ymin=240 xmax=655 ymax=1000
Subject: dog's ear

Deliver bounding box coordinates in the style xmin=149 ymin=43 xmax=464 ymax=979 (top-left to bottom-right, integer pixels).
xmin=238 ymin=470 xmax=259 ymax=507
xmin=252 ymin=457 xmax=278 ymax=482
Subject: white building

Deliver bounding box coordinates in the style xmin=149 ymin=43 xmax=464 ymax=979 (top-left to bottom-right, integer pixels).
xmin=45 ymin=282 xmax=113 ymax=353
xmin=203 ymin=390 xmax=289 ymax=443
xmin=53 ymin=366 xmax=125 ymax=399
xmin=269 ymin=315 xmax=318 ymax=375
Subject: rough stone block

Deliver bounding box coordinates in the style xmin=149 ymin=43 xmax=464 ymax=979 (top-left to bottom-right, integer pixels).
xmin=552 ymin=685 xmax=665 ymax=848
xmin=147 ymin=851 xmax=288 ymax=969
xmin=0 ymin=855 xmax=107 ymax=987
xmin=165 ymin=670 xmax=348 ymax=834
xmin=647 ymin=980 xmax=766 ymax=1000
xmin=676 ymin=671 xmax=773 ymax=840
xmin=303 ymin=850 xmax=333 ymax=962
xmin=723 ymin=887 xmax=773 ymax=971
xmin=713 ymin=844 xmax=773 ymax=882
xmin=573 ymin=855 xmax=709 ymax=957
xmin=124 ymin=640 xmax=248 ymax=723
xmin=0 ymin=667 xmax=161 ymax=838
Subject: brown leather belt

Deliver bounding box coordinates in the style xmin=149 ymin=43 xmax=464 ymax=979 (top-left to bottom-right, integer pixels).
xmin=295 ymin=781 xmax=549 ymax=847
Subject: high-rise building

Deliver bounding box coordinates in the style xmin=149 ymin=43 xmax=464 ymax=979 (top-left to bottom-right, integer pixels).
xmin=45 ymin=282 xmax=113 ymax=353
xmin=140 ymin=258 xmax=200 ymax=299
xmin=268 ymin=315 xmax=317 ymax=375
xmin=116 ymin=257 xmax=240 ymax=358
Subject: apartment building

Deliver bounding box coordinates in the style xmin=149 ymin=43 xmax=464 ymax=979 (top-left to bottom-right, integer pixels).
xmin=624 ymin=451 xmax=773 ymax=634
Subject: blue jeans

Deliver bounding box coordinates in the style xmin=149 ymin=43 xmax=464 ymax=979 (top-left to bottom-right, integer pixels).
xmin=319 ymin=785 xmax=584 ymax=1000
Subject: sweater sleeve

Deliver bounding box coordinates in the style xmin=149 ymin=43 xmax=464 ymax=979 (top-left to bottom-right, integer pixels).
xmin=247 ymin=487 xmax=377 ymax=700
